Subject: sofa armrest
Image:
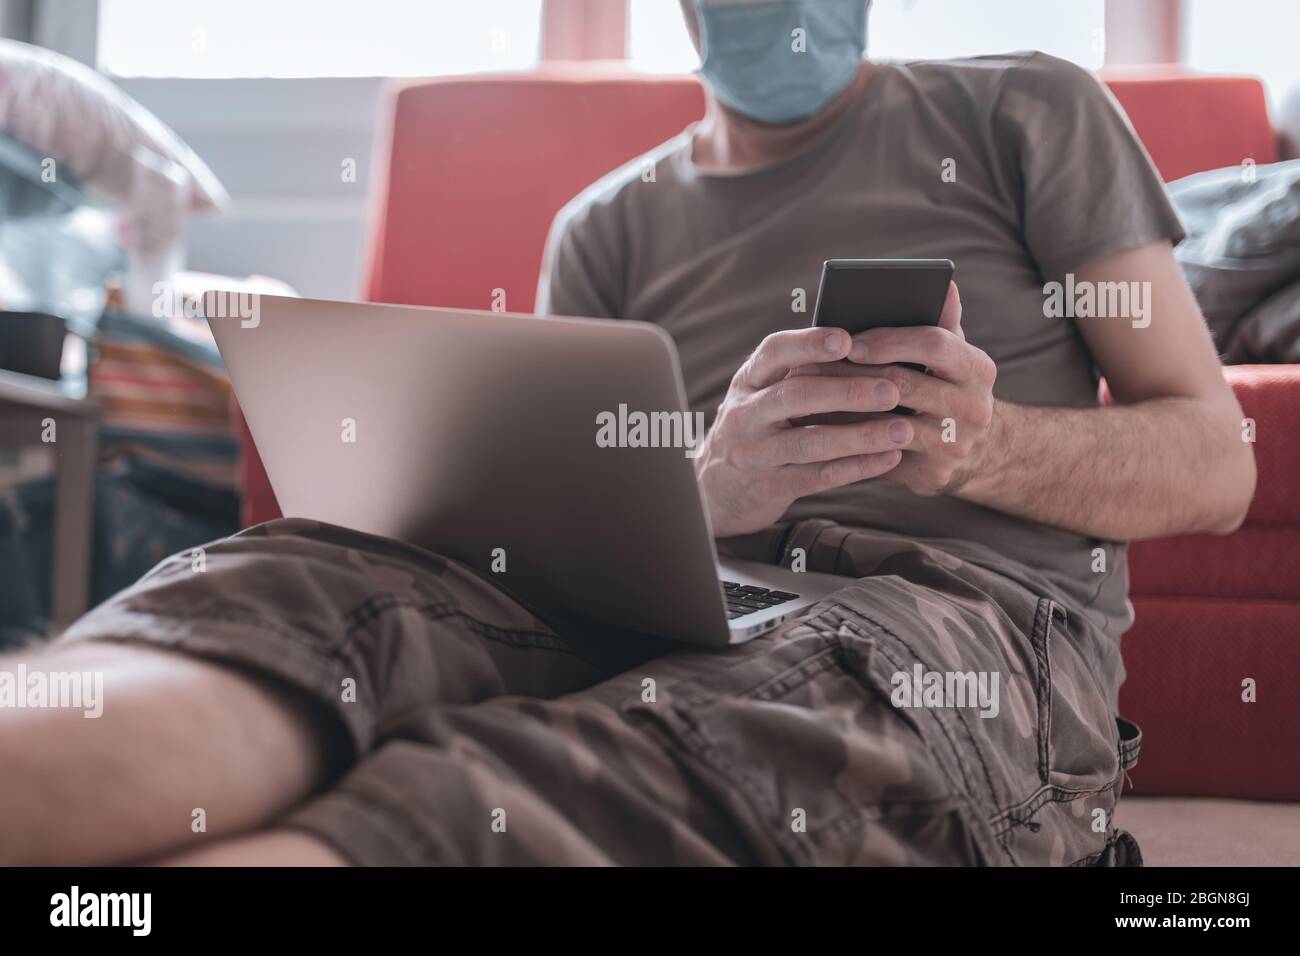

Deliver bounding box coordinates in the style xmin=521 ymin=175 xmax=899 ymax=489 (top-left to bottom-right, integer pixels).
xmin=1123 ymin=363 xmax=1300 ymax=801
xmin=1224 ymin=365 xmax=1300 ymax=526
xmin=1129 ymin=365 xmax=1300 ymax=600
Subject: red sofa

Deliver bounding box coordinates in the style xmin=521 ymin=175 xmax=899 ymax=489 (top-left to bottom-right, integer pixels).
xmin=236 ymin=68 xmax=1300 ymax=852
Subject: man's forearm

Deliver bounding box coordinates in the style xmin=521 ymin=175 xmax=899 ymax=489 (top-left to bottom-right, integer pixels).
xmin=955 ymin=396 xmax=1255 ymax=541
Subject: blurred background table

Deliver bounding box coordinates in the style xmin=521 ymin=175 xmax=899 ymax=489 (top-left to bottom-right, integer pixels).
xmin=0 ymin=368 xmax=98 ymax=633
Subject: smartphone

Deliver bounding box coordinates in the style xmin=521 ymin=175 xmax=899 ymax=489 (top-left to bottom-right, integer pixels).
xmin=811 ymin=258 xmax=954 ymax=341
xmin=810 ymin=258 xmax=954 ymax=415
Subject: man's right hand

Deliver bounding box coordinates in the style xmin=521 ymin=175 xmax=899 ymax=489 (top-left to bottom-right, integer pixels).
xmin=695 ymin=327 xmax=912 ymax=539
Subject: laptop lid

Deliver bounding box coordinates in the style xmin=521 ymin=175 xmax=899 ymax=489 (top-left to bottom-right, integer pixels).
xmin=205 ymin=293 xmax=731 ymax=644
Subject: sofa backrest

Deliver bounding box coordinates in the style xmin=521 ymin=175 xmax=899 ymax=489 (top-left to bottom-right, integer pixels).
xmin=1100 ymin=71 xmax=1277 ymax=181
xmin=361 ymin=67 xmax=1276 ymax=310
xmin=364 ymin=69 xmax=704 ymax=311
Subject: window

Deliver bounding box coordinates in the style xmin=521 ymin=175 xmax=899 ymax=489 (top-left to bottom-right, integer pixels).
xmin=98 ymin=0 xmax=543 ymax=78
xmin=1185 ymin=0 xmax=1300 ymax=109
xmin=627 ymin=0 xmax=1106 ymax=74
xmin=627 ymin=0 xmax=699 ymax=73
xmin=866 ymin=0 xmax=1104 ymax=67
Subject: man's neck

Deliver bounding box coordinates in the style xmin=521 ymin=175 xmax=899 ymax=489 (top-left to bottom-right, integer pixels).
xmin=691 ymin=61 xmax=878 ymax=174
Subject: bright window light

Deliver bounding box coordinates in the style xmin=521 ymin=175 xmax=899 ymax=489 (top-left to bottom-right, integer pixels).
xmin=628 ymin=0 xmax=1106 ymax=74
xmin=868 ymin=0 xmax=1104 ymax=66
xmin=628 ymin=0 xmax=700 ymax=74
xmin=98 ymin=0 xmax=543 ymax=78
xmin=1185 ymin=0 xmax=1300 ymax=109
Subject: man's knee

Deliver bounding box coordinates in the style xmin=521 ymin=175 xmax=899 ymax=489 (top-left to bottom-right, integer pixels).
xmin=57 ymin=518 xmax=602 ymax=754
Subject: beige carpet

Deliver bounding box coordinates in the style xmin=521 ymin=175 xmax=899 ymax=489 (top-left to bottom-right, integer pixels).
xmin=1116 ymin=796 xmax=1300 ymax=866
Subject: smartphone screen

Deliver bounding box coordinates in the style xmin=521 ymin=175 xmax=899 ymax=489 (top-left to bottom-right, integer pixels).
xmin=811 ymin=258 xmax=954 ymax=337
xmin=809 ymin=258 xmax=954 ymax=416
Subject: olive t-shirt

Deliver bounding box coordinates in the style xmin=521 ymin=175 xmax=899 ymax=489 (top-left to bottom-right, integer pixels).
xmin=536 ymin=52 xmax=1185 ymax=642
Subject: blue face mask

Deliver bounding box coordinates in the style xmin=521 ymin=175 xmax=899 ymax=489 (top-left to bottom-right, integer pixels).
xmin=696 ymin=0 xmax=869 ymax=125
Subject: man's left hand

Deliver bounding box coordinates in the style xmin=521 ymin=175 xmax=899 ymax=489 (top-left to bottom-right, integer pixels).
xmin=792 ymin=282 xmax=999 ymax=496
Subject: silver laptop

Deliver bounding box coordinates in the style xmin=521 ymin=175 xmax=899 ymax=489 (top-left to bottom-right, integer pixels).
xmin=205 ymin=294 xmax=848 ymax=646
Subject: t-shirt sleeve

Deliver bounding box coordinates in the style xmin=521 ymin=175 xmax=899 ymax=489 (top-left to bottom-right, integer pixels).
xmin=993 ymin=53 xmax=1186 ymax=282
xmin=535 ymin=198 xmax=624 ymax=319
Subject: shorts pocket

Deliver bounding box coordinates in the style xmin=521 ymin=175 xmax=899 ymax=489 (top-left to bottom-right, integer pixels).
xmin=1028 ymin=597 xmax=1125 ymax=793
xmin=623 ymin=614 xmax=967 ymax=865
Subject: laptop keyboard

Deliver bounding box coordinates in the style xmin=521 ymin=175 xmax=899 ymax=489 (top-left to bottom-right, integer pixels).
xmin=721 ymin=581 xmax=801 ymax=620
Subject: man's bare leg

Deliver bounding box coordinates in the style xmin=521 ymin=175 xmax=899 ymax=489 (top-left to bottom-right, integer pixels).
xmin=152 ymin=829 xmax=348 ymax=866
xmin=0 ymin=519 xmax=654 ymax=866
xmin=0 ymin=641 xmax=346 ymax=866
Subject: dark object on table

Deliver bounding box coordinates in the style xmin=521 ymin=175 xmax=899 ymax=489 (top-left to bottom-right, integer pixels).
xmin=0 ymin=309 xmax=66 ymax=379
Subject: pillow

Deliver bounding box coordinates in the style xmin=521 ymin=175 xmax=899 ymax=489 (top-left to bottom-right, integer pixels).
xmin=0 ymin=39 xmax=228 ymax=212
xmin=1169 ymin=159 xmax=1300 ymax=349
xmin=0 ymin=40 xmax=230 ymax=314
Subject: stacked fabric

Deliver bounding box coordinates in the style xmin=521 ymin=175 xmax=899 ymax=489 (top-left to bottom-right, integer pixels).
xmin=91 ymin=306 xmax=239 ymax=491
xmin=1171 ymin=159 xmax=1300 ymax=364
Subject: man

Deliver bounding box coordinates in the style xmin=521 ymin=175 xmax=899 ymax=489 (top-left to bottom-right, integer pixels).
xmin=0 ymin=0 xmax=1252 ymax=865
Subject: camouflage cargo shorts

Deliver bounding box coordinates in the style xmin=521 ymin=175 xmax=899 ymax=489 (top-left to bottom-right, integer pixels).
xmin=62 ymin=517 xmax=1143 ymax=866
